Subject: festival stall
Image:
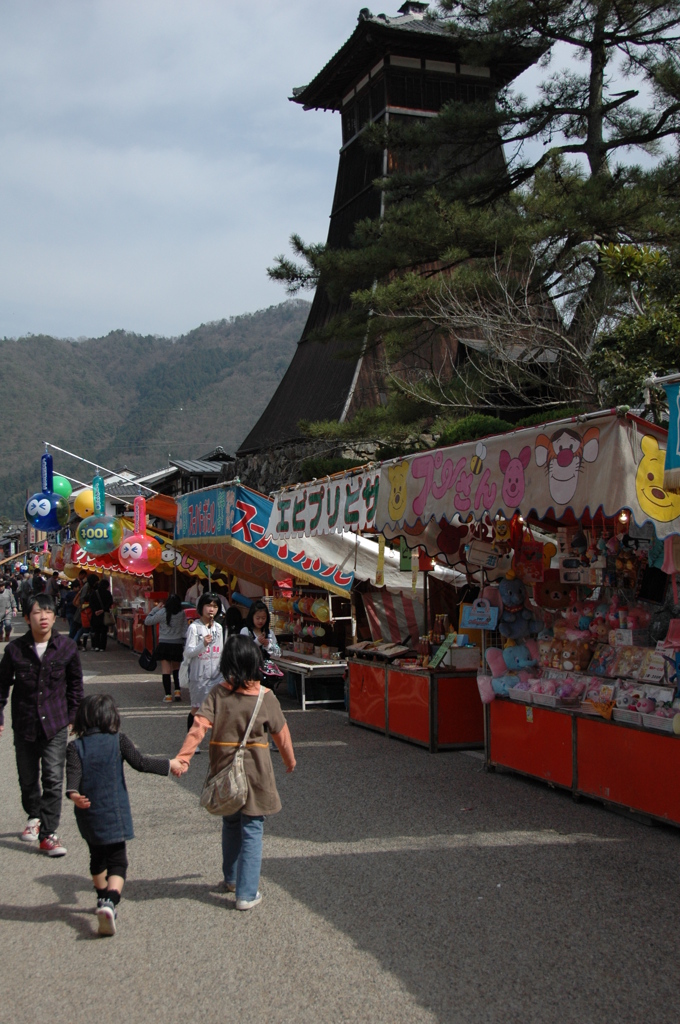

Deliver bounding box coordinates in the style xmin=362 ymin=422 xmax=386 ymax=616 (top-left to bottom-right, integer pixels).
xmin=266 ymin=467 xmax=480 ymax=748
xmin=360 ymin=405 xmax=680 ymax=822
xmin=174 ymin=482 xmax=462 ymax=710
xmin=174 ymin=484 xmax=355 ymax=707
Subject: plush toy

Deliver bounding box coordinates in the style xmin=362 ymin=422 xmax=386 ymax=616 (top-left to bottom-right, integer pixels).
xmin=533 ymin=569 xmax=572 ymax=612
xmin=486 ymin=640 xmax=539 ymax=694
xmin=498 ymin=577 xmax=542 ymax=640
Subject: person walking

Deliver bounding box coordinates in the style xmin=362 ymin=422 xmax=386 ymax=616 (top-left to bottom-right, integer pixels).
xmin=88 ymin=578 xmax=113 ymax=652
xmin=66 ymin=693 xmax=184 ymax=936
xmin=173 ymin=635 xmax=296 ymax=910
xmin=17 ymin=573 xmax=32 ymax=612
xmin=0 ymin=593 xmax=84 ymax=855
xmin=144 ymin=594 xmax=188 ymax=702
xmin=0 ymin=578 xmax=18 ymax=641
xmin=183 ymin=592 xmax=224 ymax=742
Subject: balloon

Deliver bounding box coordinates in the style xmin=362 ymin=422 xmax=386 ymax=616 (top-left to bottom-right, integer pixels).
xmin=76 ymin=515 xmax=123 ymax=555
xmin=119 ymin=534 xmax=162 ymax=573
xmin=311 ymin=599 xmax=330 ymax=622
xmin=25 ymin=492 xmax=69 ymax=530
xmin=52 ymin=475 xmax=73 ymax=499
xmin=74 ymin=489 xmax=95 ymax=518
xmin=118 ymin=496 xmax=162 ymax=573
xmin=63 ymin=563 xmax=80 ymax=579
xmin=25 ymin=453 xmax=70 ymax=531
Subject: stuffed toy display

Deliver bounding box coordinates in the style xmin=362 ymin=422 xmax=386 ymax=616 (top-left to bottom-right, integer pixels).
xmin=498 ymin=576 xmax=542 ymax=640
xmin=485 ymin=640 xmax=539 ymax=695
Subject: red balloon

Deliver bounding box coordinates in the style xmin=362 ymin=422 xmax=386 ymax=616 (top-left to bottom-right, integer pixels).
xmin=118 ymin=534 xmax=162 ymax=573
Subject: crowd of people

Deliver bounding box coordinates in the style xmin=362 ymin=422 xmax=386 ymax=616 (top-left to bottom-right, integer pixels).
xmin=0 ymin=579 xmax=296 ymax=938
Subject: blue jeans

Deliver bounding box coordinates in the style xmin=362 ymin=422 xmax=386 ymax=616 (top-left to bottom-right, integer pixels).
xmin=222 ymin=812 xmax=264 ymax=901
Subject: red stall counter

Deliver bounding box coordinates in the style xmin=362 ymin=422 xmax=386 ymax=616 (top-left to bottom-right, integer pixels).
xmin=487 ymin=698 xmax=680 ymax=828
xmin=348 ymin=660 xmax=484 ymax=753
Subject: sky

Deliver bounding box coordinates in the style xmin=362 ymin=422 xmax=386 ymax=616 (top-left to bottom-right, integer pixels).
xmin=0 ymin=1 xmax=657 ymax=341
xmin=0 ymin=1 xmax=380 ymax=339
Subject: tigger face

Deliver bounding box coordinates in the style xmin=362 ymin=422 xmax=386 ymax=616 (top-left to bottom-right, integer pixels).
xmin=535 ymin=427 xmax=599 ymax=506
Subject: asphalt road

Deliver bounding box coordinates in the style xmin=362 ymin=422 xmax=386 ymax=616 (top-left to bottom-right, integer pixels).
xmin=1 ymin=619 xmax=679 ymax=1024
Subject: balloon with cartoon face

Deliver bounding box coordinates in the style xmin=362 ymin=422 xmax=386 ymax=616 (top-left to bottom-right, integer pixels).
xmin=118 ymin=496 xmax=162 ymax=572
xmin=25 ymin=491 xmax=69 ymax=530
xmin=25 ymin=453 xmax=70 ymax=530
xmin=74 ymin=489 xmax=95 ymax=518
xmin=119 ymin=535 xmax=162 ymax=572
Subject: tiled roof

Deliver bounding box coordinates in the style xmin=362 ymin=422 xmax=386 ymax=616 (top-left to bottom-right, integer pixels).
xmin=168 ymin=458 xmax=228 ymax=475
xmin=292 ymin=5 xmax=540 ymax=111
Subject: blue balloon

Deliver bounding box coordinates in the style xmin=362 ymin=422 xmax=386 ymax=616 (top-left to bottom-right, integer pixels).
xmin=25 ymin=492 xmax=70 ymax=531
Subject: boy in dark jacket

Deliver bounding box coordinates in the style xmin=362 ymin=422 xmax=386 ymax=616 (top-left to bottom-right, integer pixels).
xmin=0 ymin=593 xmax=83 ymax=855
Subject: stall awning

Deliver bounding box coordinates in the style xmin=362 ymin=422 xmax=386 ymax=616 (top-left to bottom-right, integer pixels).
xmin=268 ymin=410 xmax=680 ymax=544
xmin=174 ymin=485 xmax=355 ymax=597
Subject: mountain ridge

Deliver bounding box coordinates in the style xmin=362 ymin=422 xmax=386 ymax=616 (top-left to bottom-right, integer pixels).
xmin=1 ymin=299 xmax=310 ymax=519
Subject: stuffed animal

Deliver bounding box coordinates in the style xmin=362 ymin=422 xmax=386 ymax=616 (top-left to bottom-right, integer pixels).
xmin=486 ymin=640 xmax=539 ymax=694
xmin=498 ymin=577 xmax=542 ymax=640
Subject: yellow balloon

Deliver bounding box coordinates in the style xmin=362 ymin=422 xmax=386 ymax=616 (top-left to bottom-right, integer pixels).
xmin=63 ymin=563 xmax=80 ymax=579
xmin=312 ymin=599 xmax=330 ymax=622
xmin=74 ymin=489 xmax=95 ymax=518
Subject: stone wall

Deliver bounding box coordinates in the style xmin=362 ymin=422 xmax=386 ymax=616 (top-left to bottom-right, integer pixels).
xmin=233 ymin=440 xmax=346 ymax=496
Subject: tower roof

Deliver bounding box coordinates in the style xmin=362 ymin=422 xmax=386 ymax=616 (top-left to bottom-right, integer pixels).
xmin=291 ymin=5 xmax=541 ymax=111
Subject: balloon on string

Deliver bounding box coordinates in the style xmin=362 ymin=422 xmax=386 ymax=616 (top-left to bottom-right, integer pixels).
xmin=63 ymin=564 xmax=81 ymax=580
xmin=77 ymin=516 xmax=123 ymax=555
xmin=25 ymin=453 xmax=69 ymax=531
xmin=52 ymin=475 xmax=73 ymax=500
xmin=74 ymin=489 xmax=95 ymax=518
xmin=118 ymin=496 xmax=162 ymax=573
xmin=76 ymin=475 xmax=123 ymax=555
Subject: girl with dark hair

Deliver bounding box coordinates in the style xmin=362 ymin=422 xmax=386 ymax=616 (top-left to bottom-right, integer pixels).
xmin=66 ymin=694 xmax=183 ymax=936
xmin=173 ymin=634 xmax=296 ymax=911
xmin=241 ymin=600 xmax=280 ymax=658
xmin=183 ymin=592 xmax=224 ymax=736
xmin=144 ymin=593 xmax=188 ymax=703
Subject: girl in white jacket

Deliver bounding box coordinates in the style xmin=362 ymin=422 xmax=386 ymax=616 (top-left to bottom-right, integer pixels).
xmin=183 ymin=592 xmax=224 ymax=739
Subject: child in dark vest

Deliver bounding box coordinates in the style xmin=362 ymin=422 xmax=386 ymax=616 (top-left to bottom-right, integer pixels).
xmin=66 ymin=694 xmax=183 ymax=936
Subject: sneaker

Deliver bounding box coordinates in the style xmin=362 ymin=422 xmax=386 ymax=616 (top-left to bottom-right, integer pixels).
xmin=174 ymin=690 xmax=182 ymax=702
xmin=163 ymin=695 xmax=173 ymax=703
xmin=96 ymin=898 xmax=117 ymax=936
xmin=39 ymin=833 xmax=67 ymax=857
xmin=20 ymin=818 xmax=41 ymax=842
xmin=236 ymin=892 xmax=262 ymax=911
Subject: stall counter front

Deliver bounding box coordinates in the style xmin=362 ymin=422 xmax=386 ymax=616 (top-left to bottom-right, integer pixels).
xmin=487 ymin=698 xmax=680 ymax=826
xmin=349 ymin=659 xmax=484 ymax=753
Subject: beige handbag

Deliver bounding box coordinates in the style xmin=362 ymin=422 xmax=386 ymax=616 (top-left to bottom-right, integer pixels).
xmin=199 ymin=686 xmax=265 ymax=816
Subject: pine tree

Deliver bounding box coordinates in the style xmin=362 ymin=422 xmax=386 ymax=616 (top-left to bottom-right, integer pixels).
xmin=270 ymin=1 xmax=680 ymax=430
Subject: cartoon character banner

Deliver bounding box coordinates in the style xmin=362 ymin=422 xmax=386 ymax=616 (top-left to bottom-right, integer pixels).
xmin=376 ymin=411 xmax=680 ymax=541
xmin=265 ymin=469 xmax=380 ymax=541
xmin=175 ymin=485 xmax=354 ymax=596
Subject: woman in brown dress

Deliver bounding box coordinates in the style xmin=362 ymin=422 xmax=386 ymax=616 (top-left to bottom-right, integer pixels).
xmin=173 ymin=634 xmax=295 ymax=910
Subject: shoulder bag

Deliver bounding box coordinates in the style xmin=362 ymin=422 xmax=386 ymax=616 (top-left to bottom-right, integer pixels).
xmin=199 ymin=685 xmax=265 ymax=817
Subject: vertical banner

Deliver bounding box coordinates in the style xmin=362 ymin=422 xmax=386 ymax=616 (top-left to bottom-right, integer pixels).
xmin=375 ymin=535 xmax=385 ymax=587
xmin=412 ymin=547 xmax=420 ymax=595
xmin=663 ymin=381 xmax=680 ymax=492
xmin=399 ymin=536 xmax=412 ymax=572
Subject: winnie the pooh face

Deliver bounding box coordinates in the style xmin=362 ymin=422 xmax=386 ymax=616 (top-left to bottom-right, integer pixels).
xmin=636 ymin=435 xmax=680 ymax=523
xmin=387 ymin=461 xmax=410 ymax=521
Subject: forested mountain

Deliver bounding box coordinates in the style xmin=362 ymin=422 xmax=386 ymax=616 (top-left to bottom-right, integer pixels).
xmin=0 ymin=300 xmax=309 ymax=519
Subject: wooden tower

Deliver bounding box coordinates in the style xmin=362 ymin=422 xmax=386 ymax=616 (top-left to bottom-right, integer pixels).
xmin=238 ymin=2 xmax=538 ymax=457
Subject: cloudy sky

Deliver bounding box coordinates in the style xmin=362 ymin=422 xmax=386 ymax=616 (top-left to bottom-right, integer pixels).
xmin=0 ymin=1 xmax=388 ymax=339
xmin=0 ymin=2 xmax=650 ymax=341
